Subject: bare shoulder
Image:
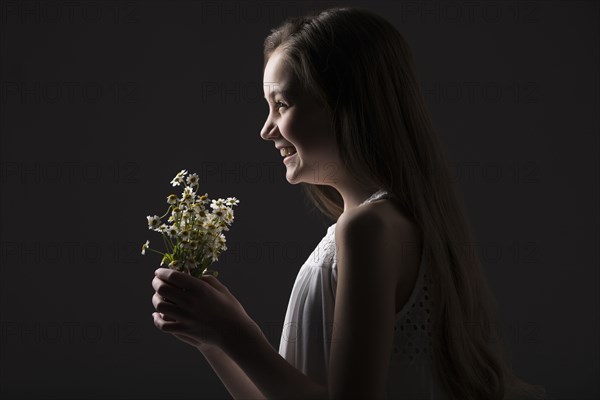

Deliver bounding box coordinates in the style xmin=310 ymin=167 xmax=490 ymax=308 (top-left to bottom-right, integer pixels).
xmin=336 ymin=198 xmax=421 ymax=247
xmin=335 ymin=199 xmax=422 ymax=302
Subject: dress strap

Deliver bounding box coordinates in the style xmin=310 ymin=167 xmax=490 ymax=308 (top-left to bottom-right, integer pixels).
xmin=358 ymin=189 xmax=390 ymax=207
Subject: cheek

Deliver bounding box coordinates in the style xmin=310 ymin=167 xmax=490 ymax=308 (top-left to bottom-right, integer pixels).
xmin=283 ymin=113 xmax=331 ymax=152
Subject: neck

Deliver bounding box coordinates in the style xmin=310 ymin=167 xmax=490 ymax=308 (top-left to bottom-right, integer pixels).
xmin=328 ymin=177 xmax=382 ymax=214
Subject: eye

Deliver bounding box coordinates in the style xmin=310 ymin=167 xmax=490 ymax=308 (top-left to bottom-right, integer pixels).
xmin=275 ymin=101 xmax=288 ymax=111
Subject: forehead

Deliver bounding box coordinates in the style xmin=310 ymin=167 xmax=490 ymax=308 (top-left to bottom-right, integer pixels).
xmin=263 ymin=50 xmax=294 ymax=98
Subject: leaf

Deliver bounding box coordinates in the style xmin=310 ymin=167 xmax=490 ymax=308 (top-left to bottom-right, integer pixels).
xmin=161 ymin=253 xmax=173 ymax=266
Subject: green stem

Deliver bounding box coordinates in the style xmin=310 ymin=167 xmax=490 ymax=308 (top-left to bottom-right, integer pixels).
xmin=162 ymin=233 xmax=171 ymax=253
xmin=159 ymin=205 xmax=173 ymax=220
xmin=166 ymin=234 xmax=175 ymax=250
xmin=146 ymin=247 xmax=165 ymax=256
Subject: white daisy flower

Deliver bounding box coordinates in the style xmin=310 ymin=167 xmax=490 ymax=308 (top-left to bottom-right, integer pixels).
xmin=165 ymin=225 xmax=179 ymax=238
xmin=166 ymin=194 xmax=178 ymax=205
xmin=210 ymin=199 xmax=225 ymax=209
xmin=157 ymin=224 xmax=168 ymax=233
xmin=186 ymin=173 xmax=199 ymax=187
xmin=204 ymin=221 xmax=218 ymax=235
xmin=190 ymin=202 xmax=205 ymax=214
xmin=147 ymin=215 xmax=161 ymax=230
xmin=141 ymin=240 xmax=150 ymax=255
xmin=225 ymin=197 xmax=239 ymax=206
xmin=170 ymin=169 xmax=188 ymax=186
xmin=212 ymin=205 xmax=228 ymax=219
xmin=195 ymin=207 xmax=208 ymax=219
xmin=196 ymin=192 xmax=209 ymax=203
xmin=224 ymin=208 xmax=234 ymax=223
xmin=218 ymin=220 xmax=228 ymax=231
xmin=182 ymin=186 xmax=195 ymax=203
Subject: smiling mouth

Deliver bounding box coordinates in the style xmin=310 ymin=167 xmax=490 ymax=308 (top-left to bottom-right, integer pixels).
xmin=283 ymin=151 xmax=297 ymax=165
xmin=280 ymin=146 xmax=297 ymax=157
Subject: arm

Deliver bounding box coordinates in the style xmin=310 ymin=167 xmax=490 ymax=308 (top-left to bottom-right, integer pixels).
xmin=327 ymin=207 xmax=416 ymax=399
xmin=200 ymin=346 xmax=267 ymax=400
xmin=168 ymin=317 xmax=267 ymax=399
xmin=223 ymin=320 xmax=329 ymax=400
xmin=153 ymin=271 xmax=328 ymax=399
xmin=328 ymin=211 xmax=396 ymax=399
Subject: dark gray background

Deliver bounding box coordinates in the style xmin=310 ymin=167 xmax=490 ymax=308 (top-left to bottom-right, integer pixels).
xmin=0 ymin=0 xmax=597 ymax=399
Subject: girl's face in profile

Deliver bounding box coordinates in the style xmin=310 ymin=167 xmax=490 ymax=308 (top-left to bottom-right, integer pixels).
xmin=261 ymin=49 xmax=340 ymax=185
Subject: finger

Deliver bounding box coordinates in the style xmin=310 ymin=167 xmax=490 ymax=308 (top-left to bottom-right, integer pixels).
xmin=155 ymin=267 xmax=196 ymax=291
xmin=153 ymin=277 xmax=187 ymax=305
xmin=200 ymin=274 xmax=229 ymax=295
xmin=152 ymin=276 xmax=181 ymax=294
xmin=152 ymin=312 xmax=186 ymax=333
xmin=161 ymin=312 xmax=176 ymax=321
xmin=152 ymin=293 xmax=189 ymax=321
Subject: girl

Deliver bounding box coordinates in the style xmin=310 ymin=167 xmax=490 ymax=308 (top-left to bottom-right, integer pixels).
xmin=152 ymin=7 xmax=546 ymax=400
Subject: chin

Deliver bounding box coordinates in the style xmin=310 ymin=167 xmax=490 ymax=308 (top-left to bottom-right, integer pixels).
xmin=285 ymin=168 xmax=303 ymax=184
xmin=285 ymin=159 xmax=305 ymax=184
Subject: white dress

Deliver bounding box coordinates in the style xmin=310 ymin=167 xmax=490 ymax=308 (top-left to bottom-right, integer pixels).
xmin=278 ymin=189 xmax=449 ymax=399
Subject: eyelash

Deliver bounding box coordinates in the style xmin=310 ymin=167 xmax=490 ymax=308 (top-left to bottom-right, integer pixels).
xmin=274 ymin=101 xmax=287 ymax=111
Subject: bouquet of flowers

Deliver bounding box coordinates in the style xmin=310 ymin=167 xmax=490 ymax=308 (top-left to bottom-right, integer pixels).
xmin=141 ymin=169 xmax=240 ymax=278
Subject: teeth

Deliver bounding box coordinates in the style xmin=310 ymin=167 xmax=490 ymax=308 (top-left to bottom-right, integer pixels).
xmin=280 ymin=147 xmax=297 ymax=157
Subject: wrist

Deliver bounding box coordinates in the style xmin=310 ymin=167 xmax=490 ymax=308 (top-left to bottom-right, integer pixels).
xmin=223 ymin=318 xmax=266 ymax=358
xmin=197 ymin=344 xmax=220 ymax=358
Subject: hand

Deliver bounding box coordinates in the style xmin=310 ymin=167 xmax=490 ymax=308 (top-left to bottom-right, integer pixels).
xmin=151 ymin=267 xmax=255 ymax=353
xmin=156 ymin=312 xmax=216 ymax=354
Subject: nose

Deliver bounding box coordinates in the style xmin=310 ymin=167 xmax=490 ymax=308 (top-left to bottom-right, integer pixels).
xmin=260 ymin=114 xmax=279 ymax=141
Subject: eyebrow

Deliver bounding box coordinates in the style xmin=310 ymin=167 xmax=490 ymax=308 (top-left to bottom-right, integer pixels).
xmin=263 ymin=84 xmax=290 ymax=101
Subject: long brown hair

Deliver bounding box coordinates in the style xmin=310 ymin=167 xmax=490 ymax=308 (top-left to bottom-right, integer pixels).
xmin=263 ymin=6 xmax=545 ymax=400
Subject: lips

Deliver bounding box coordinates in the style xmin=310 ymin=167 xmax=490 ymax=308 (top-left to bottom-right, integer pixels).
xmin=283 ymin=151 xmax=297 ymax=165
xmin=280 ymin=146 xmax=297 ymax=157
